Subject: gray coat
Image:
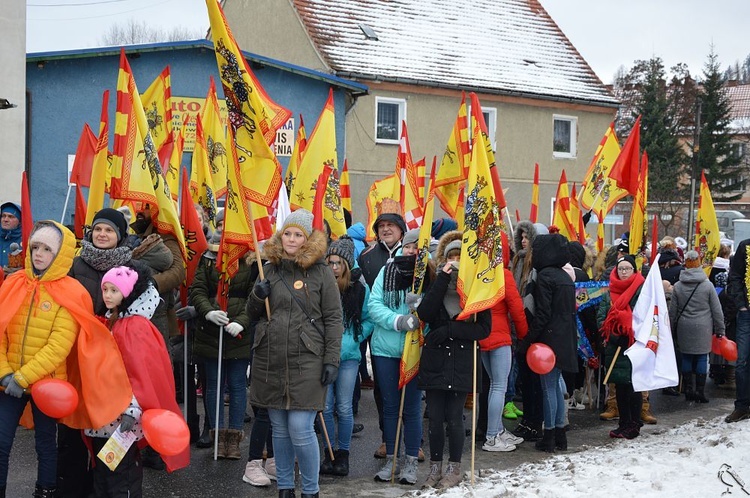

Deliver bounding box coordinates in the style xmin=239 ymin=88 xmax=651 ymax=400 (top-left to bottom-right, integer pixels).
xmin=246 ymin=230 xmax=343 ymax=411
xmin=668 ymin=267 xmax=724 ymax=355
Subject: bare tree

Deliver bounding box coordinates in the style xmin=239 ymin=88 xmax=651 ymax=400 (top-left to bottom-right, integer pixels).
xmin=99 ymin=19 xmax=203 ymax=46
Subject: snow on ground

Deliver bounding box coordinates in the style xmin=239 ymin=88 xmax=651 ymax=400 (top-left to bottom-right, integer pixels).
xmin=408 ymin=416 xmax=750 ymax=498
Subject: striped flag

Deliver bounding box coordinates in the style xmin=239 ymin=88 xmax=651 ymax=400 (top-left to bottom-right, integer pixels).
xmin=86 ymin=91 xmax=109 ymax=225
xmin=530 ymin=163 xmax=539 ymax=223
xmin=285 ymin=114 xmax=307 ymax=194
xmin=141 ymin=65 xmax=173 ymax=154
xmin=340 ymin=159 xmax=352 ymax=214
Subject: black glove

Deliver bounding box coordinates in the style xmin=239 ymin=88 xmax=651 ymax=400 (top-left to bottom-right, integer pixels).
xmin=582 ymin=210 xmax=592 ymax=227
xmin=321 ymin=364 xmax=338 ymax=386
xmin=175 ymin=306 xmax=197 ymax=321
xmin=4 ymin=378 xmax=25 ymax=398
xmin=253 ymin=279 xmax=272 ymax=300
xmin=425 ymin=327 xmax=450 ymax=347
xmin=119 ymin=414 xmax=137 ymax=432
xmin=516 ymin=339 xmax=531 ymax=362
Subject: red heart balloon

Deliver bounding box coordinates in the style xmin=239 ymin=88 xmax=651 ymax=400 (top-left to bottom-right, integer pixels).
xmin=30 ymin=379 xmax=79 ymax=419
xmin=712 ymin=335 xmax=724 ymax=355
xmin=526 ymin=343 xmax=556 ymax=375
xmin=141 ymin=409 xmax=190 ymax=457
xmin=722 ymin=339 xmax=738 ymax=362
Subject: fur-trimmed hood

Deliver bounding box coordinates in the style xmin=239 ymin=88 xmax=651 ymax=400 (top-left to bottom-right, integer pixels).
xmin=434 ymin=230 xmax=463 ymax=268
xmin=513 ymin=220 xmax=537 ymax=254
xmin=261 ymin=229 xmax=328 ymax=269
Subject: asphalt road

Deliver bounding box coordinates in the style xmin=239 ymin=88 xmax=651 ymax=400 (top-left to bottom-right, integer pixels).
xmin=4 ymin=378 xmax=739 ymax=497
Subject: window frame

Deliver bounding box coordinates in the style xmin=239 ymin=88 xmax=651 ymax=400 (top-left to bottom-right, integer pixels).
xmin=374 ymin=96 xmax=406 ymax=144
xmin=553 ymin=114 xmax=578 ymax=159
xmin=467 ymin=105 xmax=498 ymax=152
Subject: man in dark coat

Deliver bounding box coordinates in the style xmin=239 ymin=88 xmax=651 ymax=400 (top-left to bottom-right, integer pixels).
xmin=358 ymin=201 xmax=407 ymax=289
xmin=726 ymin=238 xmax=750 ymax=423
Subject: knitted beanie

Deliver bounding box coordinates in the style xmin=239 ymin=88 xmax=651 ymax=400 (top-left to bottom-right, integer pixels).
xmin=282 ymin=209 xmax=314 ymax=238
xmin=444 ymin=239 xmax=462 ymax=257
xmin=92 ymin=208 xmax=129 ymax=242
xmin=402 ymin=228 xmax=420 ymax=247
xmin=101 ymin=265 xmax=139 ymax=298
xmin=29 ymin=223 xmax=62 ymax=256
xmin=0 ymin=202 xmax=21 ymax=220
xmin=431 ymin=218 xmax=458 ymax=239
xmin=327 ymin=236 xmax=355 ymax=270
xmin=616 ymin=254 xmax=636 ymax=270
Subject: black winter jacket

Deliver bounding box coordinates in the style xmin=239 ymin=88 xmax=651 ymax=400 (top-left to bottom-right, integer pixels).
xmin=416 ymin=270 xmax=491 ymax=393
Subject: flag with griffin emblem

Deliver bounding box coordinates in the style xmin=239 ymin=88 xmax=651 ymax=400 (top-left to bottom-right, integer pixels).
xmin=695 ymin=170 xmax=720 ymax=274
xmin=629 ymin=152 xmax=648 ymax=266
xmin=201 ymin=77 xmax=228 ymax=199
xmin=190 ymin=114 xmax=220 ymax=229
xmin=141 ymin=65 xmax=173 ymax=155
xmin=456 ymin=120 xmax=505 ymax=320
xmin=180 ymin=166 xmax=208 ymax=306
xmin=579 ymin=122 xmax=627 ymax=216
xmin=434 ymin=94 xmax=469 ymax=218
xmin=365 ymin=175 xmax=398 ymax=241
xmin=163 ymin=115 xmax=186 ymax=200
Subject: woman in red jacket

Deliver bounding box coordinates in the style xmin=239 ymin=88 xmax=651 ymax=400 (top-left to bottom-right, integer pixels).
xmin=480 ymin=236 xmax=528 ymax=452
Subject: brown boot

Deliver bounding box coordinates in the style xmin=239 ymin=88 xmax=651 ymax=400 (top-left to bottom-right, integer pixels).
xmin=640 ymin=392 xmax=657 ymax=424
xmin=724 ymin=366 xmax=736 ymax=390
xmin=599 ymin=384 xmax=618 ymax=421
xmin=210 ymin=429 xmax=228 ymax=458
xmin=225 ymin=429 xmax=244 ymax=459
xmin=464 ymin=393 xmax=474 ymax=410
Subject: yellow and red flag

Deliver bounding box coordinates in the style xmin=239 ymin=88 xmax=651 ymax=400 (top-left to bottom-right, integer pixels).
xmin=365 ymin=175 xmax=398 ymax=241
xmin=70 ymin=124 xmax=97 ymax=188
xmin=597 ymin=209 xmax=605 ymax=253
xmin=456 ymin=121 xmax=505 ymax=320
xmin=579 ymin=122 xmax=627 ymax=215
xmin=180 ymin=166 xmax=208 ymax=306
xmin=609 ymin=116 xmax=642 ymax=198
xmin=288 ymin=89 xmax=346 ymax=238
xmin=434 ymin=95 xmax=470 ymax=218
xmin=285 ymin=114 xmax=307 ymax=194
xmin=87 ymin=90 xmax=110 ymax=225
xmin=530 ymin=163 xmax=539 ymax=223
xmin=392 ymin=122 xmax=424 ymax=230
xmin=110 ymin=48 xmax=185 ymax=257
xmin=201 ymin=77 xmax=228 ymax=199
xmin=74 ymin=184 xmax=87 ymax=240
xmin=470 ymin=93 xmax=506 ymax=211
xmin=206 ymin=0 xmax=288 ymax=208
xmin=552 ymin=170 xmax=576 ymax=241
xmin=190 ymin=115 xmax=220 ymax=229
xmin=21 ymin=172 xmax=33 ymax=260
xmin=163 ymin=116 xmax=187 ymax=200
xmin=141 ymin=65 xmax=173 ymax=154
xmin=695 ymin=170 xmax=720 ymax=274
xmin=629 ymin=151 xmax=648 ymax=265
xmin=570 ymin=183 xmax=585 ymax=243
xmin=340 ymin=159 xmax=352 ymax=214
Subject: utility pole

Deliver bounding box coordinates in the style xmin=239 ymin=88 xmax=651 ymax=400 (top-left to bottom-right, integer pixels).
xmin=687 ymin=100 xmax=702 ymax=245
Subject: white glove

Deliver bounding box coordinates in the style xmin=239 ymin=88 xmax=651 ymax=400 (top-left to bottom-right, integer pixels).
xmin=225 ymin=322 xmax=244 ymax=337
xmin=395 ymin=314 xmax=417 ymax=331
xmin=205 ymin=310 xmax=229 ymax=326
xmin=405 ymin=292 xmax=422 ymax=312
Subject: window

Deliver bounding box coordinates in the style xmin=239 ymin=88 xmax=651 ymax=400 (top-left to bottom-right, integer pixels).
xmin=730 ymin=142 xmax=746 ymax=160
xmin=375 ymin=97 xmax=406 ymax=144
xmin=553 ymin=115 xmax=577 ymax=158
xmin=467 ymin=105 xmax=497 ymax=151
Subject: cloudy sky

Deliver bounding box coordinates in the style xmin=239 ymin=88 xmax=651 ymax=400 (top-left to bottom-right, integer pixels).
xmin=27 ymin=0 xmax=749 ymax=84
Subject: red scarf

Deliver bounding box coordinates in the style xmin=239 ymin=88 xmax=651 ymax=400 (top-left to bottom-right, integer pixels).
xmin=601 ymin=267 xmax=645 ymax=347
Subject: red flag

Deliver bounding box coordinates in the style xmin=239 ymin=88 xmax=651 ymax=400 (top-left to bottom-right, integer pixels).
xmin=74 ymin=183 xmax=87 ymax=239
xmin=530 ymin=163 xmax=539 ymax=223
xmin=21 ymin=172 xmax=32 ymax=263
xmin=180 ymin=166 xmax=209 ymax=306
xmin=312 ymin=165 xmax=334 ymax=232
xmin=69 ymin=124 xmax=97 ymax=187
xmin=515 ymin=209 xmax=521 ymax=223
xmin=609 ymin=116 xmax=641 ymax=197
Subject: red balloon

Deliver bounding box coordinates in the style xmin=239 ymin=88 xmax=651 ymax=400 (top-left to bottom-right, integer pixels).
xmin=142 ymin=409 xmax=190 ymax=456
xmin=712 ymin=335 xmax=725 ymax=355
xmin=526 ymin=343 xmax=556 ymax=375
xmin=30 ymin=379 xmax=79 ymax=419
xmin=722 ymin=339 xmax=738 ymax=362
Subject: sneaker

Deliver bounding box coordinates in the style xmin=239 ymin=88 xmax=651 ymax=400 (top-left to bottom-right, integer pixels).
xmin=498 ymin=429 xmax=524 ymax=446
xmin=422 ymin=461 xmax=442 ymax=489
xmin=725 ymin=408 xmax=750 ymax=423
xmin=352 ymin=423 xmax=364 ymax=434
xmin=567 ymin=397 xmax=586 ymax=410
xmin=512 ymin=403 xmax=524 ymax=417
xmin=264 ymin=457 xmax=277 ymax=480
xmin=399 ymin=455 xmax=419 ymax=485
xmin=482 ymin=434 xmax=516 ymax=452
xmin=374 ymin=456 xmax=399 ymax=482
xmin=242 ymin=460 xmax=271 ymax=487
xmin=502 ymin=402 xmax=518 ymax=420
xmin=621 ymin=425 xmax=640 ymax=440
xmin=512 ymin=422 xmax=541 ymax=442
xmin=609 ymin=427 xmax=626 ymax=439
xmin=437 ymin=461 xmax=462 ymax=488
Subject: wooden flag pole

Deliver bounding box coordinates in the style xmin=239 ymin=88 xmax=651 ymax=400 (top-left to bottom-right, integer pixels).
xmin=602 ymin=346 xmax=621 ymax=385
xmin=319 ymin=412 xmax=335 ymax=461
xmin=245 ymin=199 xmax=272 ymax=320
xmin=471 ymin=340 xmax=477 ymax=486
xmin=391 ymin=388 xmax=407 ymax=483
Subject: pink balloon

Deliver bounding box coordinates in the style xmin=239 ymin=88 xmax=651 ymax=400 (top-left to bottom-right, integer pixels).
xmin=142 ymin=409 xmax=190 ymax=457
xmin=31 ymin=379 xmax=79 ymax=419
xmin=526 ymin=343 xmax=556 ymax=375
xmin=722 ymin=339 xmax=738 ymax=362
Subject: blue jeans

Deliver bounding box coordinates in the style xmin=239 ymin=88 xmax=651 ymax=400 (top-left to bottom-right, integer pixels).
xmin=323 ymin=359 xmax=358 ymax=451
xmin=539 ymin=368 xmax=565 ymax=429
xmin=736 ymin=310 xmax=750 ymax=409
xmin=681 ymin=353 xmax=708 ymax=375
xmin=204 ymin=357 xmax=249 ymax=430
xmin=0 ymin=395 xmax=57 ymax=488
xmin=268 ymin=409 xmax=319 ymax=495
xmin=372 ymin=356 xmax=422 ymax=457
xmin=481 ymin=346 xmax=511 ymax=437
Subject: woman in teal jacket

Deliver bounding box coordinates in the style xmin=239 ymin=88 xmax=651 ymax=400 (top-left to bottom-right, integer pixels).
xmin=320 ymin=237 xmax=374 ymax=477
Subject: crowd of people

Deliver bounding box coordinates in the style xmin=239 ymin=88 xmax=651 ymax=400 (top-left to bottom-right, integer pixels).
xmin=0 ymin=197 xmax=748 ymax=497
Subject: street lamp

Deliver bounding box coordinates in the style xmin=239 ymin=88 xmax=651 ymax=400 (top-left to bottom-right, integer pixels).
xmin=686 ymin=100 xmax=702 ymax=245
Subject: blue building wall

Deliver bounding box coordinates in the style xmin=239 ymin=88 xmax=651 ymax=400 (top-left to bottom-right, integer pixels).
xmin=26 ymin=42 xmax=359 ymax=224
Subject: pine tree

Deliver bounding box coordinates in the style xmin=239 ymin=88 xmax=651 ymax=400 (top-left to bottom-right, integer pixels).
xmin=698 ymin=48 xmax=743 ymax=201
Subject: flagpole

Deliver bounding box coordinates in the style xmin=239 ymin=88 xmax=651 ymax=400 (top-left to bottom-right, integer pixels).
xmin=213 ymin=325 xmax=224 ymax=461
xmin=319 ymin=412 xmax=335 ymax=462
xmin=245 ymin=200 xmax=272 ymax=320
xmin=183 ymin=321 xmax=189 ymax=421
xmin=603 ymin=346 xmax=621 ymax=385
xmin=60 ymin=184 xmax=73 ymax=224
xmin=470 ymin=340 xmax=477 ymax=486
xmin=391 ymin=388 xmax=406 ymax=483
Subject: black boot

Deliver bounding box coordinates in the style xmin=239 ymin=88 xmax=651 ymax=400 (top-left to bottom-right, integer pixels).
xmin=682 ymin=373 xmax=695 ymax=401
xmin=534 ymin=429 xmax=555 ymax=453
xmin=301 ymin=494 xmax=319 ymax=498
xmin=694 ymin=374 xmax=709 ymax=403
xmin=512 ymin=420 xmax=542 ymax=442
xmin=332 ymin=449 xmax=349 ymax=476
xmin=279 ymin=490 xmax=296 ymax=498
xmin=554 ymin=427 xmax=567 ymax=451
xmin=320 ymin=449 xmax=334 ymax=475
xmin=196 ymin=416 xmax=212 ymax=448
xmin=32 ymin=486 xmax=56 ymax=498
